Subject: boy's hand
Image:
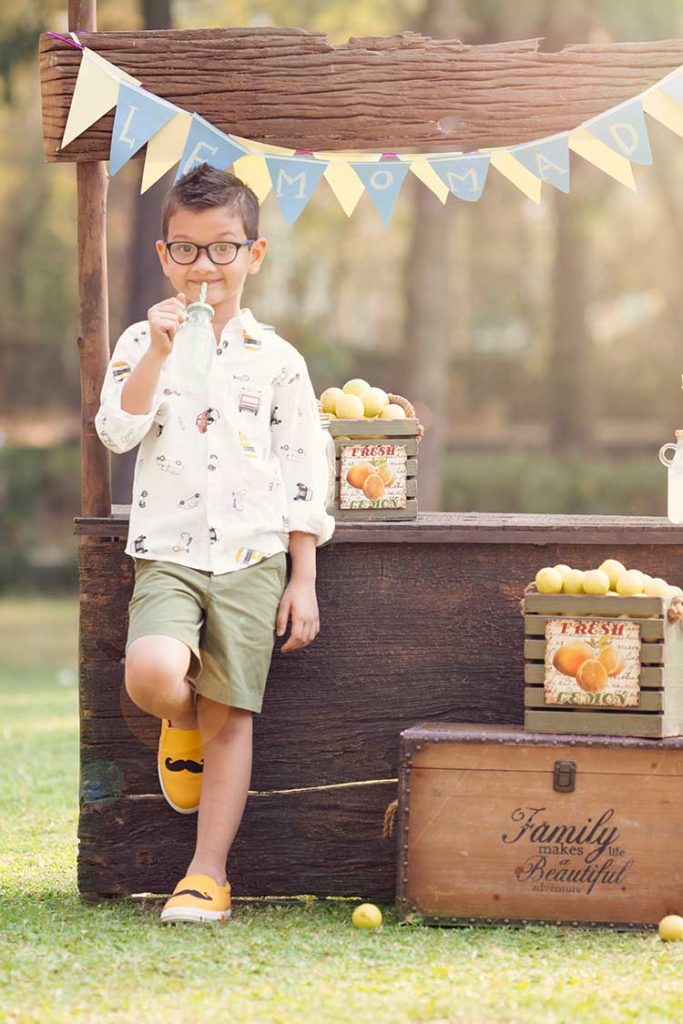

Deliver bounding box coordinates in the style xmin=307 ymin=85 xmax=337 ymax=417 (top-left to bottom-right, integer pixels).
xmin=276 ymin=579 xmax=320 ymax=652
xmin=148 ymin=293 xmax=187 ymax=358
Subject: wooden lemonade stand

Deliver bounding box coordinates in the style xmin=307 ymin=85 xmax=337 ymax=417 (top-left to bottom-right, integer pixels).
xmin=40 ymin=7 xmax=683 ymax=905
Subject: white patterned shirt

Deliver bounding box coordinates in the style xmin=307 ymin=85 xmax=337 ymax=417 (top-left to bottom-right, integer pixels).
xmin=95 ymin=307 xmax=335 ymax=574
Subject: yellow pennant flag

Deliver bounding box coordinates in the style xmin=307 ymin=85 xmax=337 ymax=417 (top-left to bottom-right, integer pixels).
xmin=489 ymin=149 xmax=542 ymax=203
xmin=409 ymin=156 xmax=449 ymax=204
xmin=643 ymin=88 xmax=683 ymax=138
xmin=233 ymin=154 xmax=273 ymax=203
xmin=569 ymin=127 xmax=636 ymax=191
xmin=323 ymin=162 xmax=366 ymax=216
xmin=140 ymin=110 xmax=192 ymax=193
xmin=61 ymin=48 xmax=139 ymax=150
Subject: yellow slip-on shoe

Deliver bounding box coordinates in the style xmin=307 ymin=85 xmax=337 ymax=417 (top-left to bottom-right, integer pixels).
xmin=157 ymin=718 xmax=203 ymax=814
xmin=160 ymin=874 xmax=232 ymax=924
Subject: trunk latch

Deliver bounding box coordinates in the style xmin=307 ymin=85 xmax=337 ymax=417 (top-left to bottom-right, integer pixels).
xmin=553 ymin=759 xmax=576 ymax=793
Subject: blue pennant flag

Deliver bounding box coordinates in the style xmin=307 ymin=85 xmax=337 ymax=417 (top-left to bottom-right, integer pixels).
xmin=109 ymin=83 xmax=178 ymax=176
xmin=510 ymin=133 xmax=570 ymax=193
xmin=264 ymin=156 xmax=328 ymax=224
xmin=175 ymin=115 xmax=246 ymax=181
xmin=661 ymin=70 xmax=683 ymax=105
xmin=428 ymin=154 xmax=490 ymax=202
xmin=349 ymin=159 xmax=411 ymax=225
xmin=585 ymin=98 xmax=652 ymax=165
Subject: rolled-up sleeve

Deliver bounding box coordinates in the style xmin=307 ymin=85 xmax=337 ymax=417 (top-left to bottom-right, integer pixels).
xmin=271 ymin=351 xmax=336 ymax=546
xmin=95 ymin=325 xmax=164 ymax=455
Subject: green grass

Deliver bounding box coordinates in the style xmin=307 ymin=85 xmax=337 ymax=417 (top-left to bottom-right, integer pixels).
xmin=2 ymin=597 xmax=683 ymax=1023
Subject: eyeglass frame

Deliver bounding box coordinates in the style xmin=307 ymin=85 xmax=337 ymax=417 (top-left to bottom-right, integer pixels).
xmin=164 ymin=239 xmax=257 ymax=265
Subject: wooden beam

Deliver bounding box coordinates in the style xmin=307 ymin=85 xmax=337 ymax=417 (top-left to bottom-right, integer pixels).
xmin=40 ymin=30 xmax=683 ymax=161
xmin=68 ymin=0 xmax=111 ymax=517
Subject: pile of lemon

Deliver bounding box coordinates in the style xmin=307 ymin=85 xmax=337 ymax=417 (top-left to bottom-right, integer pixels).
xmin=534 ymin=559 xmax=682 ymax=599
xmin=320 ymin=379 xmax=406 ymax=420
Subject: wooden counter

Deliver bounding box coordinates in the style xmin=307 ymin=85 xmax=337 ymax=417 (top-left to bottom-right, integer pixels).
xmin=75 ymin=511 xmax=683 ymax=902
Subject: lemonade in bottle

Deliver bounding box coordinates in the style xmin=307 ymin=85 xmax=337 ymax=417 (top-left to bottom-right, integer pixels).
xmin=171 ymin=282 xmax=214 ymax=394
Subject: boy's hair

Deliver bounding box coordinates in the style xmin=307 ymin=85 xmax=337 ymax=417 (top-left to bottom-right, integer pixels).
xmin=161 ymin=163 xmax=259 ymax=240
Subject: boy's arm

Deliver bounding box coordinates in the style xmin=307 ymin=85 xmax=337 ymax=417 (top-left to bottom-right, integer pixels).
xmin=270 ymin=351 xmax=336 ymax=546
xmin=95 ymin=295 xmax=186 ymax=454
xmin=276 ymin=531 xmax=319 ymax=652
xmin=271 ymin=351 xmax=335 ymax=652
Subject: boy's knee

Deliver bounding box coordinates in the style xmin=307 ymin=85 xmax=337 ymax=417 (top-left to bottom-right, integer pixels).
xmin=124 ymin=638 xmax=187 ymax=708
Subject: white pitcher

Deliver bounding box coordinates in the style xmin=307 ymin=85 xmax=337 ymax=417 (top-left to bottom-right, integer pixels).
xmin=659 ymin=431 xmax=683 ymax=524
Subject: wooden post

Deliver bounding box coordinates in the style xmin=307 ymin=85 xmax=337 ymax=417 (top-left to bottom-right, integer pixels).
xmin=69 ymin=0 xmax=111 ymax=518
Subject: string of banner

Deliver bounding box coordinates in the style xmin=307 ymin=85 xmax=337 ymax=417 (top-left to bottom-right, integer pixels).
xmin=52 ymin=31 xmax=683 ymax=225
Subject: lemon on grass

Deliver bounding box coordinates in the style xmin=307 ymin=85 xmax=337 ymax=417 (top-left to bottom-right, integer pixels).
xmin=659 ymin=915 xmax=683 ymax=940
xmin=352 ymin=903 xmax=383 ymax=929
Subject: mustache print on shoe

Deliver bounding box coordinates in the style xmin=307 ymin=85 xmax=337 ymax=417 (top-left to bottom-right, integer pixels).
xmin=164 ymin=757 xmax=204 ymax=774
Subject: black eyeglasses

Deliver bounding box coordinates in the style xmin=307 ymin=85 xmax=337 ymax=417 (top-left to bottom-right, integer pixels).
xmin=165 ymin=240 xmax=256 ymax=265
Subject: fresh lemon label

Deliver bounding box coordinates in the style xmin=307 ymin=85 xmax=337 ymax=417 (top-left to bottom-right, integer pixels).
xmin=544 ymin=618 xmax=641 ymax=707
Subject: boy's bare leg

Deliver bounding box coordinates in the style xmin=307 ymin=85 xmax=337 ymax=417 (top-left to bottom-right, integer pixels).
xmin=185 ymin=696 xmax=253 ymax=886
xmin=125 ymin=635 xmax=198 ymax=728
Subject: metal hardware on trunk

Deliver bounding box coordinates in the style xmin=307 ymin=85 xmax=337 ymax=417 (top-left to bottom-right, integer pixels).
xmin=553 ymin=759 xmax=576 ymax=792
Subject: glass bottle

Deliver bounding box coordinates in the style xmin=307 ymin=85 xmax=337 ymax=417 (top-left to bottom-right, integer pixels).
xmin=319 ymin=411 xmax=337 ymax=514
xmin=171 ymin=283 xmax=215 ymax=395
xmin=659 ymin=431 xmax=683 ymax=524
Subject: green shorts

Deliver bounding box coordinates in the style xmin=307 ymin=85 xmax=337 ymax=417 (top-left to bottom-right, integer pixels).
xmin=125 ymin=552 xmax=288 ymax=713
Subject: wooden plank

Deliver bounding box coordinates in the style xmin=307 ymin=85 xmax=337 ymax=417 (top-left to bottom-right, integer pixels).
xmin=524 ymin=614 xmax=664 ymax=641
xmin=329 ymin=419 xmax=419 ymax=438
xmin=524 ymin=709 xmax=666 ymax=738
xmin=525 ymin=662 xmax=664 ymax=688
xmin=73 ymin=510 xmax=683 ymax=547
xmin=524 ymin=686 xmax=664 ymax=712
xmin=40 ymin=32 xmax=683 ymax=161
xmin=524 ymin=638 xmax=664 ymax=664
xmin=77 ymin=785 xmax=397 ymax=900
xmin=524 ymin=593 xmax=665 ymax=616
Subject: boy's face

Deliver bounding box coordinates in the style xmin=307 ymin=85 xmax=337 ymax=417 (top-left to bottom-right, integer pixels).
xmin=156 ymin=205 xmax=267 ymax=315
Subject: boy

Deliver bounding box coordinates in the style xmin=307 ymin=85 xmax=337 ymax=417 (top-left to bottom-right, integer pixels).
xmin=95 ymin=163 xmax=335 ymax=924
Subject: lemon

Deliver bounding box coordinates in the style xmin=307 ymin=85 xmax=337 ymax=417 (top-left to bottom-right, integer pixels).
xmin=335 ymin=393 xmax=365 ymax=419
xmin=616 ymin=570 xmax=645 ymax=596
xmin=599 ymin=559 xmax=627 ymax=590
xmin=379 ymin=403 xmax=407 ymax=420
xmin=352 ymin=903 xmax=383 ymax=929
xmin=583 ymin=569 xmax=610 ymax=595
xmin=535 ymin=567 xmax=563 ymax=594
xmin=362 ymin=387 xmax=390 ymax=418
xmin=659 ymin=915 xmax=683 ymax=941
xmin=343 ymin=378 xmax=371 ymax=397
xmin=320 ymin=387 xmax=344 ymax=414
xmin=563 ymin=569 xmax=585 ymax=595
xmin=644 ymin=577 xmax=670 ymax=598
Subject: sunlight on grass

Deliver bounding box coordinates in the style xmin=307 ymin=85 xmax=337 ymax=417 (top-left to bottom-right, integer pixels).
xmin=2 ymin=595 xmax=683 ymax=1023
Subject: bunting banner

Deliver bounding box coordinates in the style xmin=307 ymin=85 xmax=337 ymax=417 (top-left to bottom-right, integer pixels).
xmin=52 ymin=34 xmax=683 ymax=227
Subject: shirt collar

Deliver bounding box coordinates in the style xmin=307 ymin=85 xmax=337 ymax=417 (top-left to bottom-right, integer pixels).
xmin=220 ymin=307 xmax=268 ymax=340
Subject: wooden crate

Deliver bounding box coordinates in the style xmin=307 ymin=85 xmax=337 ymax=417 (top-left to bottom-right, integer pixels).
xmin=329 ymin=418 xmax=418 ymax=521
xmin=397 ymin=723 xmax=683 ymax=928
xmin=523 ymin=593 xmax=683 ymax=738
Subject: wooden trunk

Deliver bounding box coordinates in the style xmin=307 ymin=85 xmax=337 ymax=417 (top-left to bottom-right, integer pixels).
xmin=330 ymin=418 xmax=418 ymax=521
xmin=397 ymin=723 xmax=683 ymax=928
xmin=523 ymin=593 xmax=683 ymax=738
